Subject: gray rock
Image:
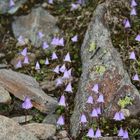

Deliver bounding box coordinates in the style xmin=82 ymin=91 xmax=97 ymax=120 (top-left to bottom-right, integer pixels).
xmin=0 ymin=53 xmax=5 ymax=58
xmin=0 ymin=69 xmax=57 ymax=113
xmin=0 ymin=115 xmax=38 ymax=140
xmin=23 ymin=123 xmax=56 ymax=140
xmin=70 ymin=2 xmax=140 ymax=137
xmin=0 ymin=0 xmax=27 ymax=14
xmin=11 ymin=115 xmax=33 ymax=123
xmin=0 ymin=85 xmax=11 ymax=104
xmin=12 ymin=7 xmax=59 ymax=47
xmin=43 ymin=114 xmax=58 ymax=125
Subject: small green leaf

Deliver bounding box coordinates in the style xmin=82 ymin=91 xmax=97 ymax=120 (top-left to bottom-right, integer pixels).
xmin=89 ymin=42 xmax=96 ymax=52
xmin=40 ymin=59 xmax=45 ymax=65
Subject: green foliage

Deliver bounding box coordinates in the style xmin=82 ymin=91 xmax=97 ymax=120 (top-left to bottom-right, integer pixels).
xmin=128 ymin=128 xmax=140 ymax=140
xmin=95 ymin=65 xmax=106 ymax=74
xmin=118 ymin=96 xmax=133 ymax=109
xmin=89 ymin=41 xmax=96 ymax=52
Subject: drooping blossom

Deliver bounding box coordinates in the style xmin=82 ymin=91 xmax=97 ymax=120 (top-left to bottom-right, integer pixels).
xmin=67 ymin=68 xmax=72 ymax=77
xmin=21 ymin=48 xmax=27 ymax=56
xmin=35 ymin=61 xmax=40 ymax=70
xmin=113 ymin=112 xmax=125 ymax=121
xmin=59 ymin=37 xmax=64 ymax=46
xmin=64 ymin=52 xmax=71 ymax=62
xmin=60 ymin=64 xmax=66 ymax=73
xmin=80 ymin=114 xmax=87 ymax=123
xmin=55 ymin=78 xmax=63 ymax=87
xmin=38 ymin=31 xmax=44 ymax=39
xmin=97 ymin=94 xmax=104 ymax=103
xmin=124 ymin=19 xmax=131 ymax=28
xmin=129 ymin=51 xmax=136 ymax=60
xmin=48 ymin=0 xmax=53 ymax=4
xmin=95 ymin=128 xmax=102 ymax=138
xmin=16 ymin=60 xmax=22 ymax=69
xmin=131 ymin=0 xmax=137 ymax=7
xmin=42 ymin=42 xmax=49 ymax=49
xmin=92 ymin=84 xmax=99 ymax=93
xmin=86 ymin=128 xmax=94 ymax=138
xmin=17 ymin=35 xmax=25 ymax=45
xmin=51 ymin=52 xmax=58 ymax=60
xmin=51 ymin=37 xmax=59 ymax=46
xmin=22 ymin=96 xmax=33 ymax=109
xmin=118 ymin=127 xmax=124 ymax=137
xmin=96 ymin=107 xmax=101 ymax=115
xmin=86 ymin=96 xmax=93 ymax=104
xmin=45 ymin=58 xmax=49 ymax=65
xmin=62 ymin=69 xmax=70 ymax=79
xmin=23 ymin=56 xmax=29 ymax=64
xmin=133 ymin=74 xmax=139 ymax=81
xmin=57 ymin=115 xmax=64 ymax=126
xmin=9 ymin=0 xmax=15 ymax=7
xmin=130 ymin=7 xmax=137 ymax=16
xmin=135 ymin=34 xmax=140 ymax=42
xmin=58 ymin=95 xmax=66 ymax=107
xmin=91 ymin=108 xmax=98 ymax=117
xmin=65 ymin=82 xmax=73 ymax=93
xmin=71 ymin=35 xmax=78 ymax=42
xmin=119 ymin=111 xmax=125 ymax=120
xmin=123 ymin=130 xmax=129 ymax=139
xmin=71 ymin=3 xmax=79 ymax=11
xmin=53 ymin=65 xmax=60 ymax=74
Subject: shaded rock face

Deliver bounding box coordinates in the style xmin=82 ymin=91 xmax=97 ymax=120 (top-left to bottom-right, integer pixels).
xmin=23 ymin=123 xmax=56 ymax=140
xmin=0 ymin=69 xmax=57 ymax=113
xmin=0 ymin=0 xmax=27 ymax=14
xmin=0 ymin=115 xmax=38 ymax=140
xmin=12 ymin=7 xmax=59 ymax=47
xmin=70 ymin=2 xmax=140 ymax=137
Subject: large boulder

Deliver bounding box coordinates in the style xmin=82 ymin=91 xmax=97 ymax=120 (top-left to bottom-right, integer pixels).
xmin=70 ymin=2 xmax=140 ymax=137
xmin=0 ymin=69 xmax=57 ymax=113
xmin=0 ymin=115 xmax=38 ymax=140
xmin=12 ymin=7 xmax=59 ymax=47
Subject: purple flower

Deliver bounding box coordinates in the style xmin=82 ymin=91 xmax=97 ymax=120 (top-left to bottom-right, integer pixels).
xmin=9 ymin=0 xmax=15 ymax=7
xmin=67 ymin=68 xmax=72 ymax=77
xmin=86 ymin=96 xmax=93 ymax=104
xmin=23 ymin=56 xmax=29 ymax=64
xmin=135 ymin=34 xmax=140 ymax=42
xmin=86 ymin=128 xmax=94 ymax=138
xmin=130 ymin=7 xmax=137 ymax=16
xmin=55 ymin=78 xmax=63 ymax=87
xmin=91 ymin=108 xmax=98 ymax=117
xmin=15 ymin=60 xmax=22 ymax=69
xmin=60 ymin=64 xmax=66 ymax=73
xmin=53 ymin=65 xmax=60 ymax=74
xmin=118 ymin=127 xmax=124 ymax=137
xmin=17 ymin=35 xmax=25 ymax=45
xmin=123 ymin=130 xmax=129 ymax=139
xmin=58 ymin=95 xmax=66 ymax=107
xmin=62 ymin=69 xmax=70 ymax=79
xmin=57 ymin=115 xmax=64 ymax=126
xmin=71 ymin=3 xmax=79 ymax=11
xmin=65 ymin=82 xmax=73 ymax=93
xmin=131 ymin=0 xmax=137 ymax=7
xmin=51 ymin=52 xmax=58 ymax=60
xmin=133 ymin=74 xmax=139 ymax=81
xmin=64 ymin=52 xmax=71 ymax=62
xmin=45 ymin=58 xmax=49 ymax=65
xmin=35 ymin=61 xmax=40 ymax=70
xmin=96 ymin=107 xmax=101 ymax=115
xmin=92 ymin=84 xmax=99 ymax=93
xmin=59 ymin=38 xmax=64 ymax=46
xmin=129 ymin=51 xmax=136 ymax=60
xmin=113 ymin=112 xmax=121 ymax=121
xmin=80 ymin=114 xmax=87 ymax=123
xmin=119 ymin=111 xmax=125 ymax=120
xmin=38 ymin=31 xmax=44 ymax=39
xmin=95 ymin=128 xmax=102 ymax=138
xmin=71 ymin=35 xmax=78 ymax=42
xmin=97 ymin=94 xmax=104 ymax=103
xmin=22 ymin=96 xmax=33 ymax=110
xmin=51 ymin=37 xmax=59 ymax=46
xmin=124 ymin=19 xmax=131 ymax=28
xmin=42 ymin=42 xmax=49 ymax=49
xmin=48 ymin=0 xmax=53 ymax=4
xmin=21 ymin=48 xmax=27 ymax=56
